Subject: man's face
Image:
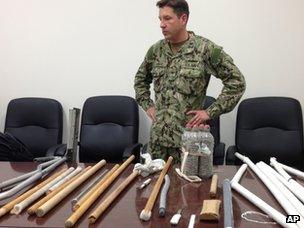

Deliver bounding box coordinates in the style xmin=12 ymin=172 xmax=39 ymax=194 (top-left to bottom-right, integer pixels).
xmin=159 ymin=6 xmax=187 ymax=42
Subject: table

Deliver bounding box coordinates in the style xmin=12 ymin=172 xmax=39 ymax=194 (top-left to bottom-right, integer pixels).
xmin=0 ymin=162 xmax=288 ymax=227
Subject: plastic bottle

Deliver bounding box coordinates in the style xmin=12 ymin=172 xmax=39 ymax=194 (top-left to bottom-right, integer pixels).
xmin=198 ymin=127 xmax=214 ymax=178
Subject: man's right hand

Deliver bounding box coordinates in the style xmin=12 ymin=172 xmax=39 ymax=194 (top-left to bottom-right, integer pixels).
xmin=146 ymin=106 xmax=156 ymax=122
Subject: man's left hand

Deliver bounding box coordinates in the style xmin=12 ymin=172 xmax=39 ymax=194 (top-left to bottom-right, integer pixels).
xmin=186 ymin=110 xmax=210 ymax=128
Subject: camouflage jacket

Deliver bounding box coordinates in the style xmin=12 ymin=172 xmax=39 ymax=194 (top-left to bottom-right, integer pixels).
xmin=134 ymin=32 xmax=246 ymax=147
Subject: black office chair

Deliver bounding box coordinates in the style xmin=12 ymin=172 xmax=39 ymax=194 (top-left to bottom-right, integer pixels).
xmin=4 ymin=97 xmax=65 ymax=160
xmin=226 ymin=97 xmax=304 ymax=169
xmin=203 ymin=96 xmax=225 ymax=165
xmin=79 ymin=96 xmax=141 ymax=163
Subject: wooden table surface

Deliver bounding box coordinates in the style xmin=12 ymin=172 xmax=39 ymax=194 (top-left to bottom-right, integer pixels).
xmin=0 ymin=161 xmax=289 ymax=227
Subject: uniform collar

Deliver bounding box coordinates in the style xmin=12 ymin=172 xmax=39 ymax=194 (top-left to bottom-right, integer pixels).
xmin=163 ymin=31 xmax=196 ymax=57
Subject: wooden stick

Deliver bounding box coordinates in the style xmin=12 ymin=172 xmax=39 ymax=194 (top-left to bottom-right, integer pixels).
xmin=36 ymin=160 xmax=106 ymax=217
xmin=88 ymin=170 xmax=139 ymax=224
xmin=72 ymin=165 xmax=119 ymax=211
xmin=209 ymin=174 xmax=218 ymax=198
xmin=47 ymin=166 xmax=82 ymax=193
xmin=140 ymin=156 xmax=173 ymax=221
xmin=11 ymin=167 xmax=74 ymax=215
xmin=0 ymin=167 xmax=67 ymax=218
xmin=27 ymin=166 xmax=91 ymax=215
xmin=64 ymin=155 xmax=135 ymax=228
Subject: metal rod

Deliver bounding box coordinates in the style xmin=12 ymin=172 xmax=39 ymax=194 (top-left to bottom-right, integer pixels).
xmin=0 ymin=157 xmax=66 ymax=200
xmin=223 ymin=179 xmax=234 ymax=228
xmin=71 ymin=169 xmax=109 ymax=207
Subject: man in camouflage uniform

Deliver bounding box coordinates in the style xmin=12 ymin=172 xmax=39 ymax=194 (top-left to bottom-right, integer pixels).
xmin=134 ymin=0 xmax=246 ymax=163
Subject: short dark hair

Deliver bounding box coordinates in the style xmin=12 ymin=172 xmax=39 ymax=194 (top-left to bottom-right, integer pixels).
xmin=156 ymin=0 xmax=189 ymax=18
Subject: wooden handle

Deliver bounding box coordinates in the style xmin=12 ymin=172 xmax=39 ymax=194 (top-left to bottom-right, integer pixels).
xmin=27 ymin=166 xmax=91 ymax=215
xmin=209 ymin=174 xmax=218 ymax=198
xmin=88 ymin=170 xmax=139 ymax=224
xmin=0 ymin=167 xmax=67 ymax=218
xmin=143 ymin=156 xmax=173 ymax=212
xmin=64 ymin=155 xmax=135 ymax=227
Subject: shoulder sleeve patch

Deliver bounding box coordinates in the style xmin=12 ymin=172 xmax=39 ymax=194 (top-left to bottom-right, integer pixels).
xmin=211 ymin=46 xmax=223 ymax=65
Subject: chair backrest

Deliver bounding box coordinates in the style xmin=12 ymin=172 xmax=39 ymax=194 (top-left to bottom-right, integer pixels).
xmin=203 ymin=96 xmax=220 ymax=144
xmin=79 ymin=96 xmax=139 ymax=163
xmin=236 ymin=97 xmax=304 ymax=168
xmin=5 ymin=97 xmax=63 ymax=158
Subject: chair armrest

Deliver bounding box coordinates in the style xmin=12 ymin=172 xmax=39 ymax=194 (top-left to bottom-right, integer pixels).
xmin=45 ymin=144 xmax=67 ymax=157
xmin=122 ymin=143 xmax=142 ymax=163
xmin=225 ymin=145 xmax=240 ymax=165
xmin=213 ymin=142 xmax=225 ymax=165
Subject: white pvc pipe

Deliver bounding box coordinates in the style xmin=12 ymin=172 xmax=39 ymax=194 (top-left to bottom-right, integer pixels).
xmin=12 ymin=167 xmax=75 ymax=214
xmin=231 ymin=165 xmax=297 ymax=228
xmin=231 ymin=163 xmax=248 ymax=184
xmin=257 ymin=162 xmax=304 ymax=220
xmin=278 ymin=162 xmax=304 ymax=180
xmin=270 ymin=158 xmax=292 ymax=181
xmin=231 ymin=182 xmax=297 ymax=228
xmin=234 ymin=153 xmax=303 ymax=227
xmin=266 ymin=163 xmax=304 ymax=204
xmin=48 ymin=166 xmax=82 ymax=192
xmin=270 ymin=158 xmax=304 ymax=202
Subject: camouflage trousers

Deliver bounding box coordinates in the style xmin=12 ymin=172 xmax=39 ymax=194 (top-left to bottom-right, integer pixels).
xmin=149 ymin=143 xmax=181 ymax=164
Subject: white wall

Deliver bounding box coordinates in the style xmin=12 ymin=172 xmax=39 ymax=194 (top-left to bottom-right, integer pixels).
xmin=1 ymin=0 xmax=304 ymax=147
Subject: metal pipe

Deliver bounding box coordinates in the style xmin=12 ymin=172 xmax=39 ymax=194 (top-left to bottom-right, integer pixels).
xmin=0 ymin=157 xmax=61 ymax=189
xmin=0 ymin=170 xmax=38 ymax=189
xmin=223 ymin=179 xmax=234 ymax=228
xmin=38 ymin=157 xmax=61 ymax=171
xmin=33 ymin=156 xmax=59 ymax=162
xmin=41 ymin=157 xmax=66 ymax=176
xmin=0 ymin=157 xmax=66 ymax=200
